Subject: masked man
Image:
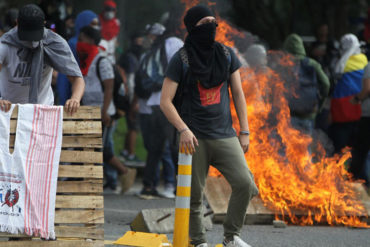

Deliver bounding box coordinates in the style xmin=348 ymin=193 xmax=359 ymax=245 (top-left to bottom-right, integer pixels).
xmin=0 ymin=4 xmax=84 ymax=113
xmin=99 ymin=0 xmax=120 ymax=65
xmin=160 ymin=5 xmax=258 ymax=247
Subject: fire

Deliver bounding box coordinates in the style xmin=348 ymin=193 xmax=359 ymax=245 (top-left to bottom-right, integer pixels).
xmin=180 ymin=1 xmax=369 ymax=227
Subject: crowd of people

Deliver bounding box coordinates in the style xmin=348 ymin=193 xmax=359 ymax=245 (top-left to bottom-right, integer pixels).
xmin=0 ymin=2 xmax=369 ymax=246
xmin=242 ymin=23 xmax=370 ymax=190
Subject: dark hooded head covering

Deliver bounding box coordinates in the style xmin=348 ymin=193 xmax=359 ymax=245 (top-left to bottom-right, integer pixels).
xmin=68 ymin=10 xmax=98 ymax=59
xmin=184 ymin=5 xmax=213 ymax=33
xmin=183 ymin=5 xmax=228 ymax=89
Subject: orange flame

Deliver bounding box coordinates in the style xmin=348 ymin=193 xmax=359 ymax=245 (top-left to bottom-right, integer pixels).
xmin=181 ymin=0 xmax=368 ymax=227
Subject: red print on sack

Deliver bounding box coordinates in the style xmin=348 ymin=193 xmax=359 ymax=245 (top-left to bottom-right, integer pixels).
xmin=198 ymin=82 xmax=223 ymax=106
xmin=2 ymin=189 xmax=19 ymax=208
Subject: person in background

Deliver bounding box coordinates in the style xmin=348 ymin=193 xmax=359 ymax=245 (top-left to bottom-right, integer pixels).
xmin=350 ymin=63 xmax=370 ymax=189
xmin=283 ymin=34 xmax=330 ymax=138
xmin=117 ymin=32 xmax=145 ymax=166
xmin=330 ymin=34 xmax=368 ymax=153
xmin=245 ymin=44 xmax=268 ymax=72
xmin=309 ymin=23 xmax=339 ymax=80
xmin=244 ymin=44 xmax=273 ymax=109
xmin=143 ymin=23 xmax=183 ymax=199
xmin=0 ymin=21 xmax=4 ymax=38
xmin=3 ymin=8 xmax=19 ymax=33
xmin=135 ymin=23 xmax=179 ymax=199
xmin=99 ymin=0 xmax=120 ymax=65
xmin=0 ymin=4 xmax=84 ymax=114
xmin=56 ymin=10 xmax=99 ymax=106
xmin=76 ymin=26 xmax=136 ymax=194
xmin=309 ymin=23 xmax=339 ymax=134
xmin=160 ymin=5 xmax=259 ymax=246
xmin=363 ymin=8 xmax=370 ymax=59
xmin=59 ymin=15 xmax=75 ymax=41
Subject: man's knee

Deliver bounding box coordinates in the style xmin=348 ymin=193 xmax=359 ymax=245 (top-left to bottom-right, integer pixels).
xmin=233 ymin=173 xmax=259 ymax=197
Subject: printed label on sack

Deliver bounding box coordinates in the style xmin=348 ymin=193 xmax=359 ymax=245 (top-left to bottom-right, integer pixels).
xmin=0 ymin=172 xmax=22 ymax=216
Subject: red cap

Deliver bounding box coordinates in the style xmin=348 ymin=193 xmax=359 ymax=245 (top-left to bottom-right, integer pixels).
xmin=104 ymin=0 xmax=116 ymax=9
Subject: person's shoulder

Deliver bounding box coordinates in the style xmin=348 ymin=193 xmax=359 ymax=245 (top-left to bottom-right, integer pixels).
xmin=44 ymin=29 xmax=68 ymax=45
xmin=169 ymin=48 xmax=183 ymax=61
xmin=165 ymin=36 xmax=184 ymax=50
xmin=0 ymin=40 xmax=9 ymax=56
xmin=219 ymin=43 xmax=233 ymax=52
xmin=218 ymin=43 xmax=236 ymax=59
xmin=0 ymin=40 xmax=8 ymax=49
xmin=305 ymin=56 xmax=321 ymax=68
xmin=165 ymin=36 xmax=183 ymax=43
xmin=97 ymin=54 xmax=111 ymax=67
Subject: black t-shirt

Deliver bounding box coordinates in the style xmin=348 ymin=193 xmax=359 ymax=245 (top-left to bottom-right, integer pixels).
xmin=166 ymin=45 xmax=242 ymax=139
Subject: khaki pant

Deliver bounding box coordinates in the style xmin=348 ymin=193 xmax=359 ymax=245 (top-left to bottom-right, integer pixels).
xmin=189 ymin=137 xmax=259 ymax=244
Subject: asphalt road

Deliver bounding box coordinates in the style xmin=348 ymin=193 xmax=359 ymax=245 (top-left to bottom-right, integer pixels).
xmin=104 ymin=179 xmax=370 ymax=247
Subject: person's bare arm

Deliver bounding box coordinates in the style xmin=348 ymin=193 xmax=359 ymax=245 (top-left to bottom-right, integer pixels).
xmin=230 ymin=69 xmax=250 ymax=153
xmin=101 ymin=78 xmax=114 ymax=126
xmin=66 ymin=76 xmax=85 ymax=115
xmin=351 ymin=78 xmax=370 ymax=104
xmin=357 ymin=78 xmax=370 ymax=100
xmin=160 ymin=77 xmax=198 ymax=154
xmin=0 ymin=63 xmax=12 ymax=112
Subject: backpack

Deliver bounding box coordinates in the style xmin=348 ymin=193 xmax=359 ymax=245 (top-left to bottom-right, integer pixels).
xmin=134 ymin=41 xmax=168 ymax=99
xmin=288 ymin=57 xmax=320 ymax=116
xmin=96 ymin=56 xmax=130 ymax=113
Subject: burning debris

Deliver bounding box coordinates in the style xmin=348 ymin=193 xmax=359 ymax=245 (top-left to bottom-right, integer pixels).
xmin=181 ymin=0 xmax=369 ymax=227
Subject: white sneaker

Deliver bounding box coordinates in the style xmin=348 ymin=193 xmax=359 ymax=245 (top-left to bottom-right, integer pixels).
xmin=159 ymin=184 xmax=176 ymax=199
xmin=223 ymin=236 xmax=251 ymax=247
xmin=195 ymin=243 xmax=208 ymax=247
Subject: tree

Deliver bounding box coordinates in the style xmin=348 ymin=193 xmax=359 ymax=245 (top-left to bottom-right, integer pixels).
xmin=230 ymin=0 xmax=366 ymax=49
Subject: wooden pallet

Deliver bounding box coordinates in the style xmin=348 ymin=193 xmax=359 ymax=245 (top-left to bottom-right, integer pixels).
xmin=0 ymin=106 xmax=104 ymax=247
xmin=204 ymin=176 xmax=370 ymax=225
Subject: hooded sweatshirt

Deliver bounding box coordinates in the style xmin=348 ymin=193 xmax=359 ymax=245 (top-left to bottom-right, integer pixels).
xmin=56 ymin=10 xmax=98 ymax=105
xmin=69 ymin=10 xmax=98 ymax=60
xmin=283 ymin=34 xmax=330 ymax=119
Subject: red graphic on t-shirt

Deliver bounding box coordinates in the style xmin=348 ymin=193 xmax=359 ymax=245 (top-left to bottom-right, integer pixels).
xmin=198 ymin=82 xmax=224 ymax=106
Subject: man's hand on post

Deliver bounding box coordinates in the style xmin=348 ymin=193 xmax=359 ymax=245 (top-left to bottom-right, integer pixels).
xmin=0 ymin=100 xmax=12 ymax=112
xmin=179 ymin=128 xmax=199 ymax=155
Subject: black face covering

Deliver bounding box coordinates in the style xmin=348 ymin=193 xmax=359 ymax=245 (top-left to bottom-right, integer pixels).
xmin=189 ymin=22 xmax=216 ymax=49
xmin=185 ymin=22 xmax=229 ymax=89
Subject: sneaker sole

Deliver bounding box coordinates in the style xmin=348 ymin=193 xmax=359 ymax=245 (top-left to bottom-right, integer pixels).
xmin=137 ymin=194 xmax=160 ymax=200
xmin=125 ymin=161 xmax=146 ymax=168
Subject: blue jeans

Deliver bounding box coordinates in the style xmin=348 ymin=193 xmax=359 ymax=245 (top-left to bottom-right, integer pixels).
xmin=103 ymin=121 xmax=118 ymax=189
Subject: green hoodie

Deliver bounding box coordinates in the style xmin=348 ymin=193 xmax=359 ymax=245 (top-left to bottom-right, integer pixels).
xmin=283 ymin=33 xmax=330 ymax=119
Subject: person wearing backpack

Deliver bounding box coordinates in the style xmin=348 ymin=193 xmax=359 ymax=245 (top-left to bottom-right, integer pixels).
xmin=283 ymin=34 xmax=330 ymax=136
xmin=135 ymin=23 xmax=182 ymax=199
xmin=160 ymin=5 xmax=259 ymax=247
xmin=77 ymin=26 xmax=136 ymax=194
